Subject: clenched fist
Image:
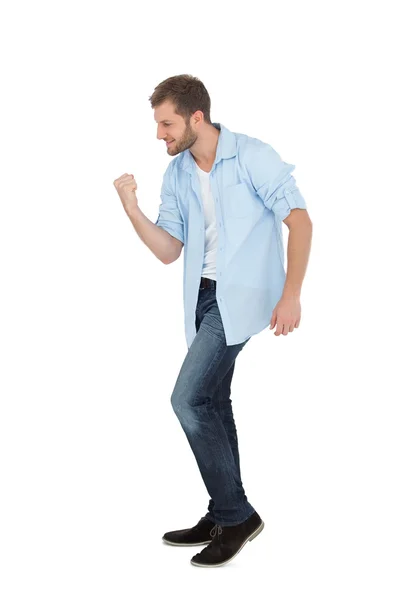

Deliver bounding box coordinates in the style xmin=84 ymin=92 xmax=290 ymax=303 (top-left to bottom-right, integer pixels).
xmin=113 ymin=173 xmax=139 ymax=215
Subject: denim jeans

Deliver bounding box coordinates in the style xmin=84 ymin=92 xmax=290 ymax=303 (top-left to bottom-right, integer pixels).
xmin=170 ymin=279 xmax=255 ymax=526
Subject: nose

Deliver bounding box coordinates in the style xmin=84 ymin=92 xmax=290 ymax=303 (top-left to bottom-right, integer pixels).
xmin=157 ymin=126 xmax=165 ymax=141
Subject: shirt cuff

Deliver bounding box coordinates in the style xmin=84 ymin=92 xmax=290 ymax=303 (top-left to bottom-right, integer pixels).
xmin=155 ymin=219 xmax=184 ymax=244
xmin=272 ymin=186 xmax=307 ymax=221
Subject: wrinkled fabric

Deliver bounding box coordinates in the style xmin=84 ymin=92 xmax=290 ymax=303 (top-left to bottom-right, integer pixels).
xmin=155 ymin=122 xmax=307 ymax=348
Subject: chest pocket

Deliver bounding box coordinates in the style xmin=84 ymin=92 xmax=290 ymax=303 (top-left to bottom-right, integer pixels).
xmin=224 ymin=182 xmax=258 ymax=218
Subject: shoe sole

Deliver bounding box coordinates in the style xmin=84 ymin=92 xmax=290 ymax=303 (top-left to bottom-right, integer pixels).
xmin=162 ymin=537 xmax=212 ymax=546
xmin=190 ymin=520 xmax=265 ymax=567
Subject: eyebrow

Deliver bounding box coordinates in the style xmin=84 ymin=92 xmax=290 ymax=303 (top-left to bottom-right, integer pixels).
xmin=156 ymin=119 xmax=174 ymax=123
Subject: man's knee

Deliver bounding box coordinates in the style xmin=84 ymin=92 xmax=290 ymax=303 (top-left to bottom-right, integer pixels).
xmin=171 ymin=387 xmax=191 ymax=415
xmin=171 ymin=389 xmax=200 ymax=431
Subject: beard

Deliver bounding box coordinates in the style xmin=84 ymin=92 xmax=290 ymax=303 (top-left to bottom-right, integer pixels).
xmin=167 ymin=122 xmax=197 ymax=155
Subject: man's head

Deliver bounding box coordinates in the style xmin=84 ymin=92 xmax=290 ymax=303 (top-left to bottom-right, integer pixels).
xmin=149 ymin=74 xmax=213 ymax=156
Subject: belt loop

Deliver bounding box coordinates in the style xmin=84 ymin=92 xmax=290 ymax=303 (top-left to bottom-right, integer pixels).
xmin=199 ymin=277 xmax=217 ymax=290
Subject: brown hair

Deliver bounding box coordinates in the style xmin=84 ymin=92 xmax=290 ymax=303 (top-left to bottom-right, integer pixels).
xmin=149 ymin=74 xmax=212 ymax=125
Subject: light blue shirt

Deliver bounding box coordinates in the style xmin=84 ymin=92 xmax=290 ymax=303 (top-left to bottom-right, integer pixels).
xmin=155 ymin=122 xmax=308 ymax=349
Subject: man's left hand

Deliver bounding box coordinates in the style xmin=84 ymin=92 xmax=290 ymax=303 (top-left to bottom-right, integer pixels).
xmin=269 ymin=295 xmax=301 ymax=336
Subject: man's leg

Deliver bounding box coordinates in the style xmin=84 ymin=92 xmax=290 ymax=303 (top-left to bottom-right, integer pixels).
xmin=205 ymin=360 xmax=249 ymax=522
xmin=170 ymin=288 xmax=254 ymax=526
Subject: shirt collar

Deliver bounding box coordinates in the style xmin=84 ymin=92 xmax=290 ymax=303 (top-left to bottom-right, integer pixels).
xmin=179 ymin=122 xmax=237 ymax=174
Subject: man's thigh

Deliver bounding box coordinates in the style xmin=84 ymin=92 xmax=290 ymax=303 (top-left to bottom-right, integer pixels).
xmin=172 ymin=309 xmax=250 ymax=406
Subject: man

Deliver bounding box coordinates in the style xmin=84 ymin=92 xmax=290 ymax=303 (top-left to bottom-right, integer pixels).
xmin=113 ymin=74 xmax=312 ymax=568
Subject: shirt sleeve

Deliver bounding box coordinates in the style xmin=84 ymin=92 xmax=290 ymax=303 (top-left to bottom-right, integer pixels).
xmin=246 ymin=142 xmax=307 ymax=221
xmin=154 ymin=163 xmax=185 ymax=244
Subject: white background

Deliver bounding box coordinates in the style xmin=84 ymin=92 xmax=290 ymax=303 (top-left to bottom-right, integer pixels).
xmin=1 ymin=0 xmax=399 ymax=598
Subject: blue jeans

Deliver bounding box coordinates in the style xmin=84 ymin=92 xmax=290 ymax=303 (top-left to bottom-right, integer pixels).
xmin=170 ymin=279 xmax=255 ymax=526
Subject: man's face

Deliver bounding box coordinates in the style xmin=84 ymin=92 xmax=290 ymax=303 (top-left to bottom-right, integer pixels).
xmin=154 ymin=101 xmax=198 ymax=156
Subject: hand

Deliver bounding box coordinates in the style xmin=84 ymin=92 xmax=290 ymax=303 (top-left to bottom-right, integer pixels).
xmin=269 ymin=295 xmax=301 ymax=336
xmin=113 ymin=173 xmax=139 ymax=214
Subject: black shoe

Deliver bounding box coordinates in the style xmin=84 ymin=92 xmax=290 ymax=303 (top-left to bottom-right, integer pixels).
xmin=190 ymin=511 xmax=264 ymax=567
xmin=162 ymin=516 xmax=215 ymax=546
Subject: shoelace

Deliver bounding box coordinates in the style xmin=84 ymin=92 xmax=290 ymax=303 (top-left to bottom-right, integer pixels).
xmin=210 ymin=524 xmax=223 ymax=539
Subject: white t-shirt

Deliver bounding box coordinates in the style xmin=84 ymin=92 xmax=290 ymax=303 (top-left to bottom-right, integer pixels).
xmin=195 ymin=162 xmax=218 ymax=281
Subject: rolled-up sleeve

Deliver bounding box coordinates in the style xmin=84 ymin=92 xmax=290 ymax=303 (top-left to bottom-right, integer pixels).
xmin=246 ymin=142 xmax=307 ymax=221
xmin=154 ymin=163 xmax=185 ymax=244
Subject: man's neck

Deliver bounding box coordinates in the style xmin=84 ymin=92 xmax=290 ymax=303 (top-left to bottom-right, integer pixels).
xmin=191 ymin=125 xmax=220 ymax=171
